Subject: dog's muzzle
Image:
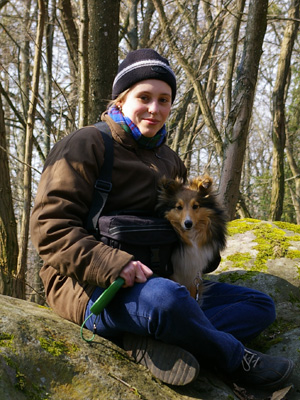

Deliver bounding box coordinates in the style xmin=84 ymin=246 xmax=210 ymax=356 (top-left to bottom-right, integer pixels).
xmin=184 ymin=220 xmax=193 ymax=230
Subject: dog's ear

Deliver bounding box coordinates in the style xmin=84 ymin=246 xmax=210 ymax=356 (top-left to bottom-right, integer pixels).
xmin=189 ymin=175 xmax=213 ymax=195
xmin=159 ymin=176 xmax=184 ymax=195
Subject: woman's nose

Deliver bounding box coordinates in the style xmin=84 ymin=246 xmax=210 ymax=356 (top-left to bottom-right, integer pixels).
xmin=148 ymin=100 xmax=159 ymax=114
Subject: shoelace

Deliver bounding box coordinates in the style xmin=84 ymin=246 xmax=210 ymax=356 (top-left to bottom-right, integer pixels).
xmin=242 ymin=350 xmax=261 ymax=372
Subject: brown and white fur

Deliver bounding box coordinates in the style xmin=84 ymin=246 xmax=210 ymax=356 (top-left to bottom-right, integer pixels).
xmin=156 ymin=175 xmax=227 ymax=300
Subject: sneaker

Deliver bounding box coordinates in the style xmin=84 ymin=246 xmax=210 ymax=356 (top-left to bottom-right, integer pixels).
xmin=123 ymin=333 xmax=200 ymax=386
xmin=231 ymin=348 xmax=294 ymax=389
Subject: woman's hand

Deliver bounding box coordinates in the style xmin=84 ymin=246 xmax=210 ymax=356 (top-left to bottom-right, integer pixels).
xmin=120 ymin=261 xmax=153 ymax=287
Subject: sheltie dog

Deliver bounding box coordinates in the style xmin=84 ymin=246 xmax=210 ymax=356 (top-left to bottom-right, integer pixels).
xmin=156 ymin=175 xmax=227 ymax=301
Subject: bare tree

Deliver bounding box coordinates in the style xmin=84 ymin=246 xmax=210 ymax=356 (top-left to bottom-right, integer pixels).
xmin=151 ymin=0 xmax=223 ymax=157
xmin=270 ymin=0 xmax=299 ymax=220
xmin=224 ymin=0 xmax=246 ymax=117
xmin=17 ymin=0 xmax=45 ymax=299
xmin=78 ymin=0 xmax=89 ymax=127
xmin=88 ymin=0 xmax=120 ymax=122
xmin=286 ymin=129 xmax=300 ymax=224
xmin=0 ymin=93 xmax=18 ymax=296
xmin=58 ymin=0 xmax=78 ymax=132
xmin=44 ymin=0 xmax=56 ymax=156
xmin=219 ymin=0 xmax=268 ymax=220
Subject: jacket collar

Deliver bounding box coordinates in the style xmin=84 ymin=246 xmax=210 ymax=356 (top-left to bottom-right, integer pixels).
xmin=101 ymin=112 xmax=138 ymax=149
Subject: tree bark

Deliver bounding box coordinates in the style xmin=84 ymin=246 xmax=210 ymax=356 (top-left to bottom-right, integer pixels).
xmin=78 ymin=0 xmax=89 ymax=128
xmin=0 ymin=93 xmax=18 ymax=297
xmin=44 ymin=0 xmax=56 ymax=156
xmin=127 ymin=0 xmax=139 ymax=50
xmin=88 ymin=0 xmax=120 ymax=122
xmin=58 ymin=0 xmax=78 ymax=132
xmin=286 ymin=130 xmax=300 ymax=224
xmin=219 ymin=0 xmax=268 ymax=220
xmin=270 ymin=0 xmax=299 ymax=221
xmin=224 ymin=0 xmax=246 ymax=117
xmin=58 ymin=0 xmax=78 ymax=73
xmin=139 ymin=0 xmax=155 ymax=48
xmin=17 ymin=0 xmax=45 ymax=299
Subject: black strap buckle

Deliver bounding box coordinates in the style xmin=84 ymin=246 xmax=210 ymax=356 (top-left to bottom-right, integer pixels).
xmin=94 ymin=179 xmax=112 ymax=193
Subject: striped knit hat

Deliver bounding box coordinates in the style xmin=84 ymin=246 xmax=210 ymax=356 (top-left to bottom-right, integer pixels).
xmin=112 ymin=49 xmax=177 ymax=103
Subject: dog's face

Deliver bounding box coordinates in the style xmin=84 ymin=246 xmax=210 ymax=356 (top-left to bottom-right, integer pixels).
xmin=157 ymin=176 xmax=217 ymax=246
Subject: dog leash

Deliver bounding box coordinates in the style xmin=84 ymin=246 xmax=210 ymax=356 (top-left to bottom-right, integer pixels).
xmin=80 ymin=277 xmax=125 ymax=342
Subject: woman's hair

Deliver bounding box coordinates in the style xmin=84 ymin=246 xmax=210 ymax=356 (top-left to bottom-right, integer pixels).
xmin=107 ymin=88 xmax=130 ymax=110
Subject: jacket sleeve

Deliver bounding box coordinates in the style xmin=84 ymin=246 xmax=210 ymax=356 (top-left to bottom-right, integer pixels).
xmin=30 ymin=126 xmax=133 ymax=288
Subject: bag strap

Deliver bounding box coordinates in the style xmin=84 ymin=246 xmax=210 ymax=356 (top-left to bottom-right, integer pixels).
xmin=85 ymin=121 xmax=114 ymax=234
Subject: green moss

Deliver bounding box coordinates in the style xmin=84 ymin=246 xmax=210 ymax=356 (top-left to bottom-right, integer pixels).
xmin=0 ymin=332 xmax=14 ymax=350
xmin=273 ymin=221 xmax=300 ymax=234
xmin=286 ymin=250 xmax=300 ymax=259
xmin=37 ymin=305 xmax=50 ymax=310
xmin=224 ymin=219 xmax=300 ymax=273
xmin=227 ymin=220 xmax=257 ymax=236
xmin=289 ymin=291 xmax=300 ymax=305
xmin=226 ymin=253 xmax=252 ymax=269
xmin=2 ymin=355 xmax=48 ymax=400
xmin=39 ymin=336 xmax=78 ymax=357
xmin=15 ymin=370 xmax=27 ymax=391
xmin=289 ymin=235 xmax=300 ymax=241
xmin=248 ymin=318 xmax=298 ymax=352
xmin=112 ymin=351 xmax=128 ymax=362
xmin=217 ymin=270 xmax=259 ymax=284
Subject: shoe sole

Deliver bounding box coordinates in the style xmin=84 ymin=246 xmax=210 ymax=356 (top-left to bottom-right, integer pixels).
xmin=123 ymin=334 xmax=200 ymax=386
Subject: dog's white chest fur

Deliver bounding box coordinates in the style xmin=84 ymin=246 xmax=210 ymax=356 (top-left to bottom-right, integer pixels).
xmin=170 ymin=241 xmax=215 ymax=289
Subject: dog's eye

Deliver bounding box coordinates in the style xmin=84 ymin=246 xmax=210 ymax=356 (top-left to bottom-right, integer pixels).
xmin=192 ymin=204 xmax=199 ymax=210
xmin=176 ymin=205 xmax=183 ymax=211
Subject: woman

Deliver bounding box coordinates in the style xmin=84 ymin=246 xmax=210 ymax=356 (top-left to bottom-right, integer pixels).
xmin=30 ymin=49 xmax=294 ymax=387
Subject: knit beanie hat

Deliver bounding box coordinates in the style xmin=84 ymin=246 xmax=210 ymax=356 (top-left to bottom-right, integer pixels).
xmin=112 ymin=48 xmax=177 ymax=103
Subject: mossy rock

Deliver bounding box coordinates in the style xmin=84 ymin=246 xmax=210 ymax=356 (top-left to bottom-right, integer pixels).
xmin=1 ymin=219 xmax=300 ymax=399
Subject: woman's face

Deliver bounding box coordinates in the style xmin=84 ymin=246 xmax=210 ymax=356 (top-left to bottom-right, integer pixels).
xmin=119 ymin=79 xmax=172 ymax=137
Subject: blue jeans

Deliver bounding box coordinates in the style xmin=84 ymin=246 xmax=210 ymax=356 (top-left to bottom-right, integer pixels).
xmin=84 ymin=277 xmax=276 ymax=372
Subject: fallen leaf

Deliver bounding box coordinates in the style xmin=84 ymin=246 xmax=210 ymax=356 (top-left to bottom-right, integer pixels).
xmin=270 ymin=385 xmax=293 ymax=400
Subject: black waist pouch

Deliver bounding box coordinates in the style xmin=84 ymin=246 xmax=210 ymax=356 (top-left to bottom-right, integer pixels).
xmin=98 ymin=215 xmax=179 ymax=277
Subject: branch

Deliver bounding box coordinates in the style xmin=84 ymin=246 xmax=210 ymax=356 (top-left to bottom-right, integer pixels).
xmin=0 ymin=0 xmax=9 ymax=10
xmin=0 ymin=144 xmax=41 ymax=174
xmin=151 ymin=0 xmax=223 ymax=156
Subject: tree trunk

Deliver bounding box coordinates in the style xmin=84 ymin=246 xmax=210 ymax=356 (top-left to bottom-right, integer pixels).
xmin=0 ymin=93 xmax=18 ymax=297
xmin=127 ymin=0 xmax=139 ymax=50
xmin=139 ymin=0 xmax=155 ymax=48
xmin=44 ymin=0 xmax=55 ymax=156
xmin=88 ymin=0 xmax=120 ymax=122
xmin=58 ymin=0 xmax=78 ymax=133
xmin=286 ymin=130 xmax=300 ymax=224
xmin=224 ymin=0 xmax=246 ymax=117
xmin=270 ymin=0 xmax=299 ymax=221
xmin=17 ymin=0 xmax=31 ymax=234
xmin=219 ymin=0 xmax=268 ymax=220
xmin=17 ymin=0 xmax=45 ymax=299
xmin=58 ymin=0 xmax=78 ymax=73
xmin=78 ymin=0 xmax=89 ymax=128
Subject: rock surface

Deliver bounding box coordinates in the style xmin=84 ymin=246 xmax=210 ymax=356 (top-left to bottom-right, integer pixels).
xmin=0 ymin=219 xmax=299 ymax=400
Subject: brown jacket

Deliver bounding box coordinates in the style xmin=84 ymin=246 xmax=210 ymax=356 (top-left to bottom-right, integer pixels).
xmin=30 ymin=114 xmax=187 ymax=325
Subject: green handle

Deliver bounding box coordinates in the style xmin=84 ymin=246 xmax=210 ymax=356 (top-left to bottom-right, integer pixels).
xmin=90 ymin=277 xmax=125 ymax=315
